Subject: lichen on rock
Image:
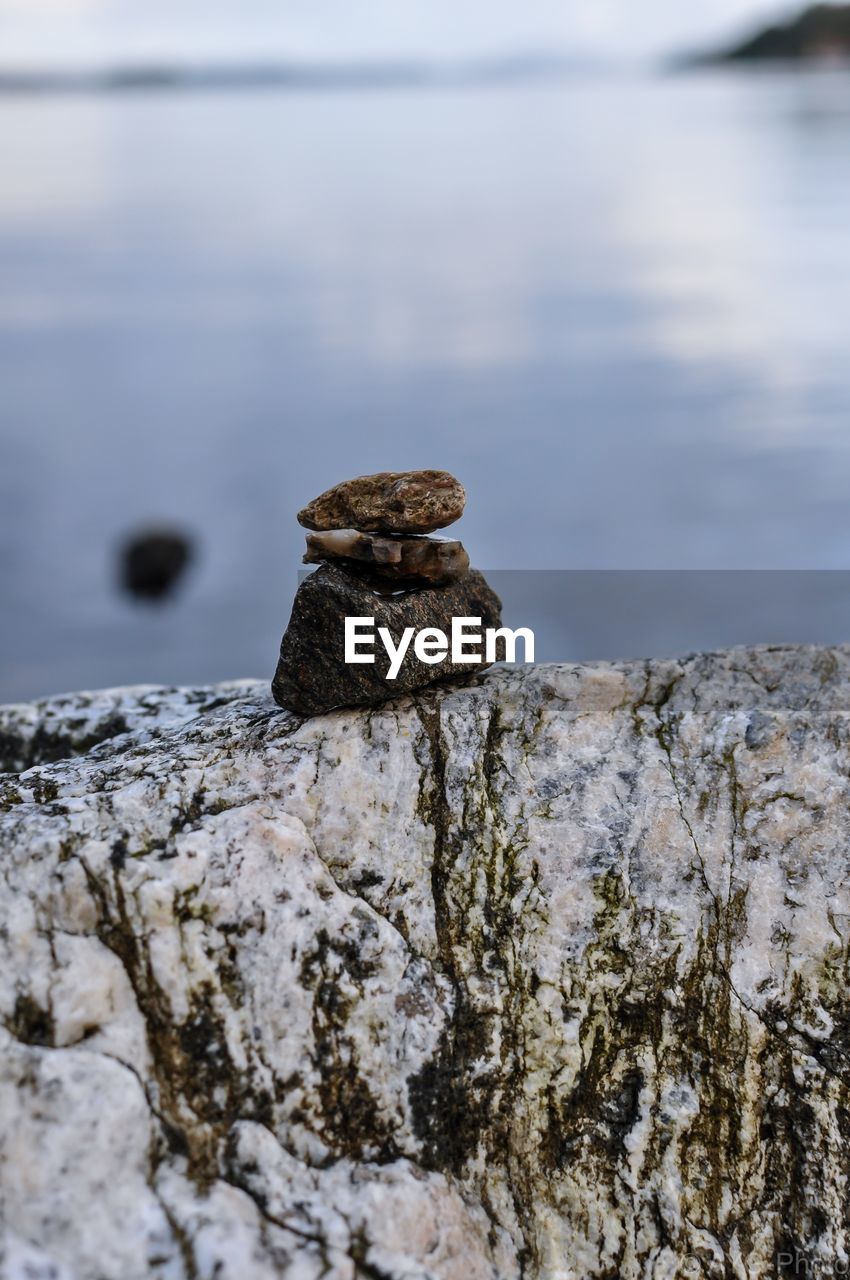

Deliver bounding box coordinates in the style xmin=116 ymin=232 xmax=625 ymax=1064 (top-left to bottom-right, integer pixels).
xmin=1 ymin=646 xmax=850 ymax=1278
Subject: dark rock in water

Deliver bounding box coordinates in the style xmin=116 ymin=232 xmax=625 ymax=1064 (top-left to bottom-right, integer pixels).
xmin=272 ymin=563 xmax=502 ymax=715
xmin=297 ymin=470 xmax=466 ymax=535
xmin=303 ymin=529 xmax=470 ymax=585
xmin=119 ymin=528 xmax=193 ymax=601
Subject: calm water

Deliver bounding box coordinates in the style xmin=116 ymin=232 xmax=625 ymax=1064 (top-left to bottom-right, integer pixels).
xmin=4 ymin=70 xmax=850 ymax=701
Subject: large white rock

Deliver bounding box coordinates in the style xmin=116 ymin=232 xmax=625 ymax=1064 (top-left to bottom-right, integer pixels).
xmin=0 ymin=648 xmax=849 ymax=1279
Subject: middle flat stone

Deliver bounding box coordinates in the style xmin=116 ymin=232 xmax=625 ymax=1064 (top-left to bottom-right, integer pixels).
xmin=303 ymin=529 xmax=470 ymax=585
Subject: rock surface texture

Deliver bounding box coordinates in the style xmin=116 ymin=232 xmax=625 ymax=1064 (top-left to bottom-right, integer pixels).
xmin=1 ymin=646 xmax=850 ymax=1279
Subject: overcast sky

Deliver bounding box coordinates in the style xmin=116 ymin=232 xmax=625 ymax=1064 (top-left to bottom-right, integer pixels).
xmin=0 ymin=0 xmax=797 ymax=67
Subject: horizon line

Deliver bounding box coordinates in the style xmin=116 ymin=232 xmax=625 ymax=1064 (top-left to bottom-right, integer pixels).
xmin=0 ymin=53 xmax=620 ymax=96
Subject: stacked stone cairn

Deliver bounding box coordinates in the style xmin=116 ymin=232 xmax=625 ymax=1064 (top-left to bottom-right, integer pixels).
xmin=272 ymin=470 xmax=502 ymax=715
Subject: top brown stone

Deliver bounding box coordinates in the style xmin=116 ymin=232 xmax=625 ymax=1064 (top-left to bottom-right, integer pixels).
xmin=297 ymin=470 xmax=466 ymax=535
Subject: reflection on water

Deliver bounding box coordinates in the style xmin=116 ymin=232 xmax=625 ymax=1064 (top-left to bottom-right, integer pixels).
xmin=3 ymin=70 xmax=850 ymax=700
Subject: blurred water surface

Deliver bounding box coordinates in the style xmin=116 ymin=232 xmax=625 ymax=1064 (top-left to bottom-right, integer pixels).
xmin=4 ymin=70 xmax=850 ymax=699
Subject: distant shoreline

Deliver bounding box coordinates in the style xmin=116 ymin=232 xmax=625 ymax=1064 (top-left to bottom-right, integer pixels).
xmin=3 ymin=56 xmax=850 ymax=97
xmin=0 ymin=56 xmax=596 ymax=97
